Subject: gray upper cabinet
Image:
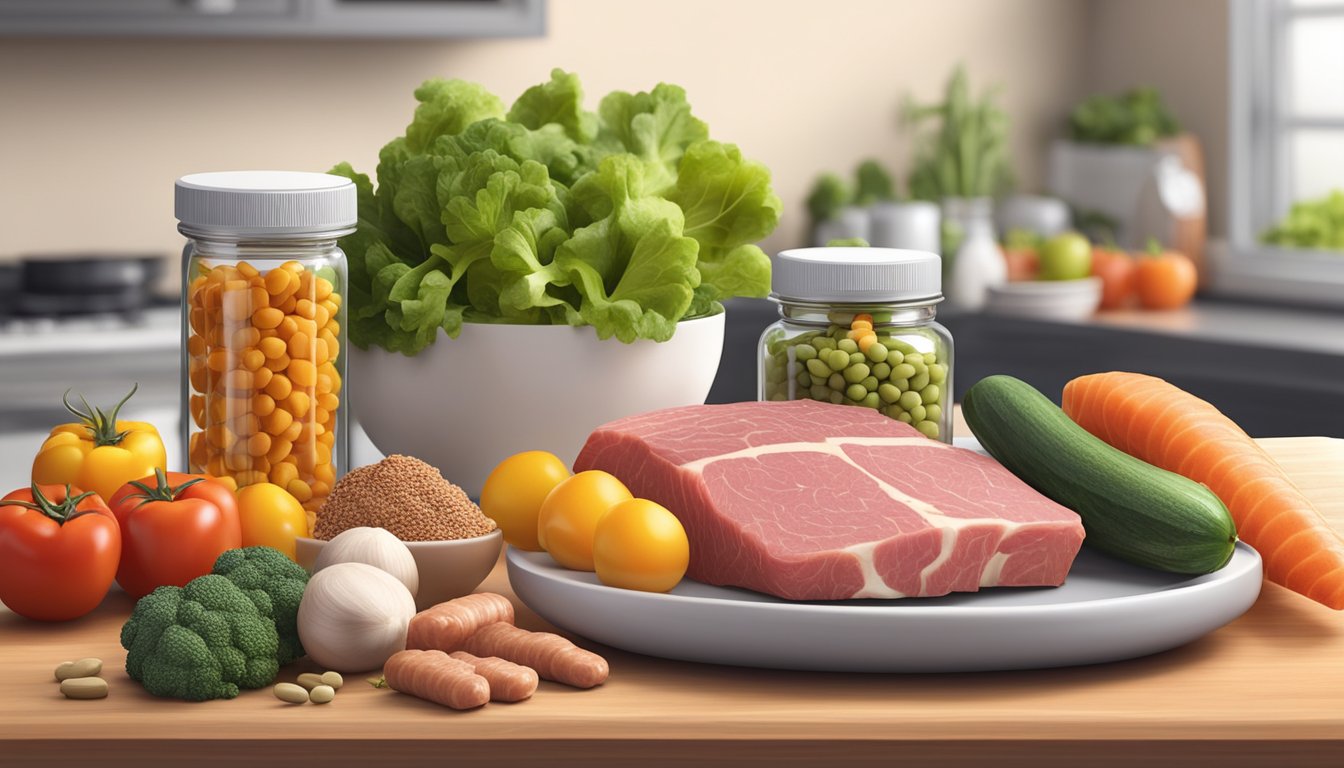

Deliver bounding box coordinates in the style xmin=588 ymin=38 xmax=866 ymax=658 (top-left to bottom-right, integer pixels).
xmin=0 ymin=0 xmax=545 ymax=38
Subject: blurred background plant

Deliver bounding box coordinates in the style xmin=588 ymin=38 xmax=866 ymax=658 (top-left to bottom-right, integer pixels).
xmin=903 ymin=65 xmax=1014 ymax=202
xmin=1261 ymin=190 xmax=1344 ymax=252
xmin=1067 ymin=87 xmax=1181 ymax=147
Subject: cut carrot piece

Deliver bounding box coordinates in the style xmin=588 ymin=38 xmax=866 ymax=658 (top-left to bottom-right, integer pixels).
xmin=1062 ymin=371 xmax=1344 ymax=610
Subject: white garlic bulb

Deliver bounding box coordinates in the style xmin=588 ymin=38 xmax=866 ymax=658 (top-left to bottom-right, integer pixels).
xmin=313 ymin=527 xmax=419 ymax=597
xmin=298 ymin=562 xmax=416 ymax=673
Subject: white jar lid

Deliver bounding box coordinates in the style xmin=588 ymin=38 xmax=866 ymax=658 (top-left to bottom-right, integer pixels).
xmin=772 ymin=247 xmax=942 ymax=304
xmin=175 ymin=170 xmax=357 ymax=237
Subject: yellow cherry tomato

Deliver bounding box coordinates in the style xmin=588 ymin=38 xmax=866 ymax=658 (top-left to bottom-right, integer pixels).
xmin=480 ymin=451 xmax=570 ymax=551
xmin=593 ymin=499 xmax=689 ymax=593
xmin=32 ymin=385 xmax=167 ymax=503
xmin=236 ymin=482 xmax=308 ymax=561
xmin=537 ymin=470 xmax=632 ymax=571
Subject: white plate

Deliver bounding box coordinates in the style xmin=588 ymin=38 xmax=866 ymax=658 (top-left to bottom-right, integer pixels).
xmin=508 ymin=436 xmax=1264 ymax=672
xmin=507 ymin=542 xmax=1262 ymax=673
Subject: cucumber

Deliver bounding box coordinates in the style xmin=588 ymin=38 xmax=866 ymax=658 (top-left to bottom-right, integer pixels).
xmin=963 ymin=375 xmax=1236 ymax=574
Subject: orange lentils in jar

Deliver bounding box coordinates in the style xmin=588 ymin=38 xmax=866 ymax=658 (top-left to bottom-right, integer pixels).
xmin=185 ymin=259 xmax=343 ymax=513
xmin=176 ymin=171 xmax=354 ymax=513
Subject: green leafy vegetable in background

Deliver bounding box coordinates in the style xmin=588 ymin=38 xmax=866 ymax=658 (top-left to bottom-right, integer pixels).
xmin=806 ymin=173 xmax=851 ymax=228
xmin=826 ymin=238 xmax=871 ymax=247
xmin=805 ymin=159 xmax=896 ymax=231
xmin=904 ymin=65 xmax=1014 ymax=201
xmin=332 ymin=69 xmax=781 ymax=353
xmin=1068 ymin=87 xmax=1180 ymax=146
xmin=853 ymin=160 xmax=895 ymax=206
xmin=1261 ymin=190 xmax=1344 ymax=251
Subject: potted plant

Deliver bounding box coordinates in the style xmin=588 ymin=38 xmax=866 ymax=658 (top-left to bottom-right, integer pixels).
xmin=806 ymin=161 xmax=939 ymax=252
xmin=902 ymin=65 xmax=1015 ymax=309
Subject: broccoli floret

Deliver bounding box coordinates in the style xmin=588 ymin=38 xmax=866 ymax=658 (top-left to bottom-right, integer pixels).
xmin=121 ymin=574 xmax=280 ymax=701
xmin=212 ymin=546 xmax=310 ymax=666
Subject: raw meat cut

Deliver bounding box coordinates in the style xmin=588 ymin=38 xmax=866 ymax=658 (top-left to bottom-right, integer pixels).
xmin=573 ymin=400 xmax=1085 ymax=601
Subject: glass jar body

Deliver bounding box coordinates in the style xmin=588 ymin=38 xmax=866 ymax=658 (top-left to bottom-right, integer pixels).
xmin=758 ymin=302 xmax=954 ymax=442
xmin=180 ymin=235 xmax=348 ymax=515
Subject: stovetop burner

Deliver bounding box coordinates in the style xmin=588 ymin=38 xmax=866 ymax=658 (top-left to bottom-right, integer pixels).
xmin=0 ymin=253 xmax=168 ymax=320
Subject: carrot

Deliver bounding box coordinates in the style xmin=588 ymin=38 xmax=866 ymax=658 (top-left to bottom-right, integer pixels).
xmin=383 ymin=649 xmax=490 ymax=710
xmin=406 ymin=592 xmax=515 ymax=652
xmin=1062 ymin=372 xmax=1344 ymax=609
xmin=449 ymin=651 xmax=539 ymax=702
xmin=462 ymin=623 xmax=609 ymax=689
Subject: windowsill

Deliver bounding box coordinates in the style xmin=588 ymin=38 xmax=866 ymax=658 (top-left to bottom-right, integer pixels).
xmin=1205 ymin=239 xmax=1344 ymax=308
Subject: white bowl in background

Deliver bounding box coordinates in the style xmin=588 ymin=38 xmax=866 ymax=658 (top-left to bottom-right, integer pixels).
xmin=350 ymin=312 xmax=726 ymax=497
xmin=984 ymin=277 xmax=1103 ymax=322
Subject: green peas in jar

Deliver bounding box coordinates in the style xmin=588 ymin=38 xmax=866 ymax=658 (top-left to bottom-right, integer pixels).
xmin=757 ymin=247 xmax=953 ymax=442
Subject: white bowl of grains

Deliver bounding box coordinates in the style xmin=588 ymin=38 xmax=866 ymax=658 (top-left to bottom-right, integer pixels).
xmin=296 ymin=454 xmax=503 ymax=611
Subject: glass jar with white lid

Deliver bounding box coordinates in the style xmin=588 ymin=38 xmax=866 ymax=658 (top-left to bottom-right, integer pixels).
xmin=175 ymin=170 xmax=356 ymax=516
xmin=758 ymin=247 xmax=954 ymax=442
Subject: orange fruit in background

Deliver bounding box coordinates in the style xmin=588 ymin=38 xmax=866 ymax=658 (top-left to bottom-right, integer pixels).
xmin=537 ymin=470 xmax=633 ymax=571
xmin=480 ymin=450 xmax=571 ymax=551
xmin=1091 ymin=247 xmax=1136 ymax=310
xmin=1135 ymin=249 xmax=1197 ymax=310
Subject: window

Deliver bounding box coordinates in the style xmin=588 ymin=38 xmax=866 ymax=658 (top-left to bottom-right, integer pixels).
xmin=1218 ymin=0 xmax=1344 ymax=304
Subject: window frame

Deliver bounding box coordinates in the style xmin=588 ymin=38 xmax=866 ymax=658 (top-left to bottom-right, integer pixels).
xmin=1215 ymin=0 xmax=1344 ymax=306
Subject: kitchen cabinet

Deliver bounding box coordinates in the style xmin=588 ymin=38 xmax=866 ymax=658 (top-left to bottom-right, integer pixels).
xmin=1 ymin=438 xmax=1342 ymax=766
xmin=0 ymin=0 xmax=545 ymax=38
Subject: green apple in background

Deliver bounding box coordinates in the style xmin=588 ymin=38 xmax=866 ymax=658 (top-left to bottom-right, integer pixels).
xmin=1038 ymin=232 xmax=1093 ymax=281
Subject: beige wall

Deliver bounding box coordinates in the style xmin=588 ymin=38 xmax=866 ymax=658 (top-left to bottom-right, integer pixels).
xmin=0 ymin=0 xmax=1090 ymax=275
xmin=1084 ymin=0 xmax=1230 ymax=236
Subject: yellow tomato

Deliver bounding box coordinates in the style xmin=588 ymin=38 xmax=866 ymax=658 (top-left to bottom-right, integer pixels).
xmin=480 ymin=451 xmax=571 ymax=551
xmin=236 ymin=482 xmax=308 ymax=561
xmin=32 ymin=386 xmax=167 ymax=503
xmin=537 ymin=470 xmax=632 ymax=571
xmin=593 ymin=499 xmax=689 ymax=593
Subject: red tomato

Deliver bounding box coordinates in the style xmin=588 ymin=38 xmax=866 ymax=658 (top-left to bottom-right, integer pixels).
xmin=108 ymin=470 xmax=242 ymax=599
xmin=0 ymin=483 xmax=121 ymax=621
xmin=1135 ymin=249 xmax=1198 ymax=310
xmin=1091 ymin=247 xmax=1136 ymax=310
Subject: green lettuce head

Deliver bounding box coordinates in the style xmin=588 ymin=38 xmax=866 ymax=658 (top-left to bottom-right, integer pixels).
xmin=330 ymin=69 xmax=780 ymax=354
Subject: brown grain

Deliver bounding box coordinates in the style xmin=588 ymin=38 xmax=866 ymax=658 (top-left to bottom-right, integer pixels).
xmin=313 ymin=454 xmax=497 ymax=541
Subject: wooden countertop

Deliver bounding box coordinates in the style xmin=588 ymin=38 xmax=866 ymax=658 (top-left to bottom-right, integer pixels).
xmin=3 ymin=438 xmax=1343 ymax=767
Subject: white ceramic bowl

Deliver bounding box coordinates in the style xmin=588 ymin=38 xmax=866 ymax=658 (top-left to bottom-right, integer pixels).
xmin=295 ymin=529 xmax=503 ymax=612
xmin=351 ymin=312 xmax=726 ymax=497
xmin=985 ymin=277 xmax=1103 ymax=322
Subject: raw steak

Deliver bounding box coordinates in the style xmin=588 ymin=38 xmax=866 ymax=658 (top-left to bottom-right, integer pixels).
xmin=573 ymin=400 xmax=1084 ymax=601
